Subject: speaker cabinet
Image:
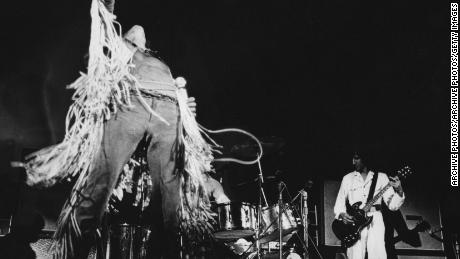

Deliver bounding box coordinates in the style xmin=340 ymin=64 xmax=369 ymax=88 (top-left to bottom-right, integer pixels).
xmin=322 ymin=180 xmax=342 ymax=247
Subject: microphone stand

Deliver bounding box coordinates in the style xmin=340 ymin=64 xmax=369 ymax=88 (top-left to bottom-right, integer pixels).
xmin=279 ymin=181 xmax=284 ymax=259
xmin=288 ymin=187 xmax=324 ymax=259
xmin=300 ymin=190 xmax=308 ymax=259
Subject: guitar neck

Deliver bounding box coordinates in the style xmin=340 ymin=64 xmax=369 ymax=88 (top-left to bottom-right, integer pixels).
xmin=362 ymin=182 xmax=391 ymax=212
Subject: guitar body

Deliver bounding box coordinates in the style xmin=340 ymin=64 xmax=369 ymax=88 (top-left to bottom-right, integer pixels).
xmin=332 ymin=201 xmax=373 ymax=248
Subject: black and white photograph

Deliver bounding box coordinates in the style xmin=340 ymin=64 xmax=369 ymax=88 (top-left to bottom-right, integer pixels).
xmin=0 ymin=0 xmax=457 ymax=258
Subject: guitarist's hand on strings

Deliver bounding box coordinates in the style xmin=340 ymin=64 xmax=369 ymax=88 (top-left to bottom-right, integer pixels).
xmin=389 ymin=176 xmax=404 ymax=196
xmin=339 ymin=212 xmax=355 ymax=225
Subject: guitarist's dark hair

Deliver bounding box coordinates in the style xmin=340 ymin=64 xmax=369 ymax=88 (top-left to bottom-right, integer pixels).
xmin=353 ymin=150 xmax=378 ymax=171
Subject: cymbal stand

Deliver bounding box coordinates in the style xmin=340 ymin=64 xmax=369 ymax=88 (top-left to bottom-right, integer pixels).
xmin=255 ymin=157 xmax=268 ymax=259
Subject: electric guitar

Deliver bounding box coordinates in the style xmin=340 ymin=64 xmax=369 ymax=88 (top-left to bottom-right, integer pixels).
xmin=331 ymin=166 xmax=412 ymax=248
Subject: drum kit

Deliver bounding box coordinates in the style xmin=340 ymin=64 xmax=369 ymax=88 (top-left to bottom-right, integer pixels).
xmin=212 ymin=198 xmax=305 ymax=258
xmin=209 ymin=139 xmax=321 ymax=259
xmin=213 ymin=202 xmax=298 ymax=243
xmin=106 ymin=137 xmax=322 ymax=259
xmin=213 ymin=201 xmax=301 ymax=258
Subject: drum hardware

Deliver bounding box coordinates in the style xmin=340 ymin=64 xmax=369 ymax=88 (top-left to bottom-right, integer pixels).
xmin=253 ymin=157 xmax=267 ymax=258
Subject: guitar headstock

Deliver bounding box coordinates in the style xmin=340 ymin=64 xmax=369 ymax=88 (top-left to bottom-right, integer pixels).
xmin=396 ymin=166 xmax=413 ymax=179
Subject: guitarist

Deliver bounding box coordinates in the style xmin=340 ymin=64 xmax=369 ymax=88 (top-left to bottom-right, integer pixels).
xmin=333 ymin=152 xmax=405 ymax=259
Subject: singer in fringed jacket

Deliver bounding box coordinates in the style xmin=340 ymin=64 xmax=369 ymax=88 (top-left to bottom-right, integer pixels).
xmin=20 ymin=1 xmax=217 ymax=258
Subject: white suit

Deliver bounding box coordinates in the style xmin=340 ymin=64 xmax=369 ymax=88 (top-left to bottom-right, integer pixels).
xmin=334 ymin=171 xmax=405 ymax=259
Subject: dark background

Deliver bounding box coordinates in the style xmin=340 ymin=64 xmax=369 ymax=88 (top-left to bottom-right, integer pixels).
xmin=0 ymin=0 xmax=456 ymax=255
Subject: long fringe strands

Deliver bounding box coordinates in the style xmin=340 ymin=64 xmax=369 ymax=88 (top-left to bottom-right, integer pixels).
xmin=174 ymin=81 xmax=218 ymax=241
xmin=51 ymin=1 xmax=134 ymax=257
xmin=25 ymin=0 xmax=132 ymax=187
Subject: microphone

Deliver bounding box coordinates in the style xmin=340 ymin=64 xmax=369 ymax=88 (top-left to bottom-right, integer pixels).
xmin=278 ymin=181 xmax=284 ymax=200
xmin=278 ymin=181 xmax=284 ymax=192
xmin=290 ymin=180 xmax=313 ymax=203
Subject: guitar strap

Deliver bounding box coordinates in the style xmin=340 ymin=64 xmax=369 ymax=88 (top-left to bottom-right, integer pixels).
xmin=366 ymin=172 xmax=379 ymax=203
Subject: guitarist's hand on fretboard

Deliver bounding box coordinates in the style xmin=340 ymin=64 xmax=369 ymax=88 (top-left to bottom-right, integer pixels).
xmin=389 ymin=176 xmax=404 ymax=196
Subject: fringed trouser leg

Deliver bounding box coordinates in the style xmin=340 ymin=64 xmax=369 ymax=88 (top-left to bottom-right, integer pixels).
xmin=144 ymin=97 xmax=181 ymax=259
xmin=67 ymin=95 xmax=181 ymax=258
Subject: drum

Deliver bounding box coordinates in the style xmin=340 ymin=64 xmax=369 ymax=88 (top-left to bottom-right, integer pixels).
xmin=225 ymin=238 xmax=255 ymax=255
xmin=213 ymin=202 xmax=256 ymax=239
xmin=135 ymin=226 xmax=151 ymax=258
xmin=113 ymin=223 xmax=134 ymax=259
xmin=110 ymin=223 xmax=151 ymax=259
xmin=259 ymin=204 xmax=298 ymax=243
